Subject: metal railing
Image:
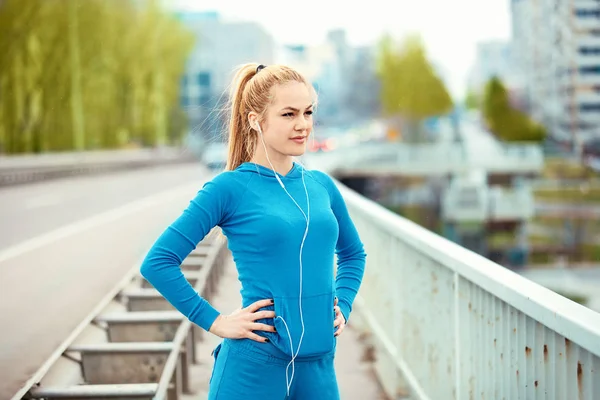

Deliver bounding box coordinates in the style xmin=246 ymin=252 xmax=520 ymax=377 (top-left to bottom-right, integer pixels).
xmin=12 ymin=229 xmax=228 ymax=400
xmin=339 ymin=181 xmax=600 ymax=399
xmin=488 ymin=185 xmax=535 ymax=220
xmin=442 ymin=184 xmax=535 ymax=222
xmin=481 ymin=143 xmax=544 ymax=174
xmin=318 ymin=142 xmax=543 ymax=176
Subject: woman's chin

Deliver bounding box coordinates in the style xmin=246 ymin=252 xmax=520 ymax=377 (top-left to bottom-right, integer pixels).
xmin=288 ymin=150 xmax=306 ymax=157
xmin=285 ymin=145 xmax=306 ymax=157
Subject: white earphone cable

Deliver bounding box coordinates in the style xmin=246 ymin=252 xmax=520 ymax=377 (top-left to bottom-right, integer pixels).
xmin=257 ymin=124 xmax=309 ymax=396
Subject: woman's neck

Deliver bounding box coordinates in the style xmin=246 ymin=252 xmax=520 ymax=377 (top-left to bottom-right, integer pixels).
xmin=250 ymin=148 xmax=294 ymax=176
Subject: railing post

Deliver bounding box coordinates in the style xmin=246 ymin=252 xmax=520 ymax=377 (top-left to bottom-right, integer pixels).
xmin=453 ymin=272 xmax=461 ymax=400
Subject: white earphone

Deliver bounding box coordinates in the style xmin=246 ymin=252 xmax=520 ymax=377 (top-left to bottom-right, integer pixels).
xmin=255 ymin=121 xmax=310 ymax=396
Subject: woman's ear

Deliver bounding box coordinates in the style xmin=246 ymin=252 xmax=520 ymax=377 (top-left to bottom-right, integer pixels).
xmin=248 ymin=112 xmax=259 ymax=131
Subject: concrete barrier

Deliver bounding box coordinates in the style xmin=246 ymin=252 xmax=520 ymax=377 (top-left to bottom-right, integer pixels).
xmin=0 ymin=147 xmax=197 ymax=187
xmin=14 ymin=229 xmax=228 ymax=400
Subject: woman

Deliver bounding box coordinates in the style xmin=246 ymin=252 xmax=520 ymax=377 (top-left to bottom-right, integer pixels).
xmin=140 ymin=63 xmax=367 ymax=399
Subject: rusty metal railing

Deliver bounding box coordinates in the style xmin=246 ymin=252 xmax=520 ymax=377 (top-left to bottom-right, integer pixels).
xmin=338 ymin=182 xmax=600 ymax=400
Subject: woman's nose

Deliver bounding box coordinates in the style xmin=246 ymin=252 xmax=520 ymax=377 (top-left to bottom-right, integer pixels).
xmin=295 ymin=117 xmax=309 ymax=131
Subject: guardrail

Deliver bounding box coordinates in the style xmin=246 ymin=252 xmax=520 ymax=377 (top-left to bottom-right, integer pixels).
xmin=12 ymin=229 xmax=227 ymax=400
xmin=311 ymin=142 xmax=544 ymax=177
xmin=584 ymin=156 xmax=600 ymax=173
xmin=339 ymin=181 xmax=600 ymax=400
xmin=0 ymin=147 xmax=196 ymax=187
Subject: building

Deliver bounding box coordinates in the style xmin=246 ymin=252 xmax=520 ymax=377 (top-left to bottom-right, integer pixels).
xmin=276 ymin=30 xmax=379 ymax=128
xmin=343 ymin=45 xmax=381 ymax=122
xmin=466 ymin=40 xmax=529 ymax=113
xmin=170 ymin=11 xmax=275 ymax=140
xmin=467 ymin=41 xmax=518 ymax=92
xmin=275 ymin=32 xmax=347 ymax=127
xmin=510 ymin=0 xmax=600 ymax=151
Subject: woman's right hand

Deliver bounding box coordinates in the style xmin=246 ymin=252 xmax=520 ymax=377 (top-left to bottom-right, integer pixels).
xmin=208 ymin=299 xmax=276 ymax=343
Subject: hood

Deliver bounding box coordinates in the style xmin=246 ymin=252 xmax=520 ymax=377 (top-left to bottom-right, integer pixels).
xmin=236 ymin=161 xmax=304 ymax=180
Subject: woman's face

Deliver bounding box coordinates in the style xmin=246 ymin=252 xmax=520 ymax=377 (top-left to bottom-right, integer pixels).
xmin=254 ymin=81 xmax=314 ymax=158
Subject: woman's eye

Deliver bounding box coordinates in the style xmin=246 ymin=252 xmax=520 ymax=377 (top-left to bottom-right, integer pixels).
xmin=305 ymin=110 xmax=313 ymax=115
xmin=282 ymin=113 xmax=293 ymax=117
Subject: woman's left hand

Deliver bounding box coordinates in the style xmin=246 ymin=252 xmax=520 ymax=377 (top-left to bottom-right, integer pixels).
xmin=333 ymin=297 xmax=346 ymax=337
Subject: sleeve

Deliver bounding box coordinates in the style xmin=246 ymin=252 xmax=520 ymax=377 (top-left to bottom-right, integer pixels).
xmin=322 ymin=172 xmax=367 ymax=323
xmin=139 ymin=174 xmax=233 ymax=332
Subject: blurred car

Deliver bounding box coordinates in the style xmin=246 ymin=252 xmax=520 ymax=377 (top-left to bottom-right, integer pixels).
xmin=582 ymin=138 xmax=600 ymax=158
xmin=308 ymin=137 xmax=338 ymax=152
xmin=201 ymin=142 xmax=228 ymax=170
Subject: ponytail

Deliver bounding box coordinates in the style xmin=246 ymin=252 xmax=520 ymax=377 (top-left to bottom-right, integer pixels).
xmin=225 ymin=64 xmax=259 ymax=171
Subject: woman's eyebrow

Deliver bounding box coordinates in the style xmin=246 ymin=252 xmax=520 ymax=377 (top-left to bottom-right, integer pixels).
xmin=280 ymin=105 xmax=313 ymax=112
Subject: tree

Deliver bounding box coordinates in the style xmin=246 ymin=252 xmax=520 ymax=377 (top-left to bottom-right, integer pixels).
xmin=464 ymin=90 xmax=479 ymax=110
xmin=376 ymin=34 xmax=453 ymax=142
xmin=0 ymin=0 xmax=194 ymax=154
xmin=376 ymin=34 xmax=402 ymax=117
xmin=482 ymin=76 xmax=546 ymax=142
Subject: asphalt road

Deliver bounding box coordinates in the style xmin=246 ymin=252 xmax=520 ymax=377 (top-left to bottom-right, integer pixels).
xmin=0 ymin=163 xmax=212 ymax=399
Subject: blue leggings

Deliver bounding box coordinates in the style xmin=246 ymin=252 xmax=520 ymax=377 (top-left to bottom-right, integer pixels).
xmin=208 ymin=338 xmax=340 ymax=400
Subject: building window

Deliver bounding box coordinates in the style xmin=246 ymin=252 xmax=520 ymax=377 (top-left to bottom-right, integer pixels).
xmin=579 ymin=46 xmax=600 ymax=55
xmin=560 ymin=121 xmax=596 ymax=130
xmin=580 ymin=66 xmax=600 ymax=75
xmin=575 ymin=9 xmax=600 ymax=18
xmin=580 ymin=103 xmax=600 ymax=112
xmin=198 ymin=94 xmax=211 ymax=107
xmin=181 ymin=95 xmax=191 ymax=107
xmin=198 ymin=72 xmax=211 ymax=88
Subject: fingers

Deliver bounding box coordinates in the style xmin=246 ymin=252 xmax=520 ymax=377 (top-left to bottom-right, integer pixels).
xmin=246 ymin=299 xmax=274 ymax=312
xmin=334 ymin=315 xmax=344 ymax=328
xmin=334 ymin=306 xmax=344 ymax=322
xmin=251 ymin=322 xmax=277 ymax=333
xmin=250 ymin=310 xmax=276 ymax=320
xmin=334 ymin=314 xmax=346 ymax=336
xmin=334 ymin=297 xmax=338 ymax=306
xmin=333 ymin=304 xmax=346 ymax=337
xmin=333 ymin=307 xmax=345 ymax=328
xmin=246 ymin=331 xmax=269 ymax=343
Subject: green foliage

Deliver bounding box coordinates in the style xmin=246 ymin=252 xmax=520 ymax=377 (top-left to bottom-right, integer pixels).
xmin=0 ymin=0 xmax=195 ymax=153
xmin=464 ymin=90 xmax=479 ymax=109
xmin=555 ymin=291 xmax=587 ymax=305
xmin=482 ymin=76 xmax=546 ymax=142
xmin=376 ymin=34 xmax=453 ymax=134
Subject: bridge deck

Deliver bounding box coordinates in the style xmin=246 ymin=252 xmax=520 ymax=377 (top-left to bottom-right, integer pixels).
xmin=183 ymin=257 xmax=387 ymax=400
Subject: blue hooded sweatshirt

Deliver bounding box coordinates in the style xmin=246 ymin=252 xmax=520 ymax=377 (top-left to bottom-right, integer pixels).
xmin=140 ymin=161 xmax=366 ymax=359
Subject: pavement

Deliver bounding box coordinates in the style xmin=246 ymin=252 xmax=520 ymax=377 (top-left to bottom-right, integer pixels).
xmin=0 ymin=164 xmax=210 ymax=399
xmin=0 ymin=163 xmax=207 ymax=250
xmin=183 ymin=257 xmax=388 ymax=400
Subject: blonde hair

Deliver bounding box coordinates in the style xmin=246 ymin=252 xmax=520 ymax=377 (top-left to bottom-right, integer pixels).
xmin=225 ymin=63 xmax=315 ymax=171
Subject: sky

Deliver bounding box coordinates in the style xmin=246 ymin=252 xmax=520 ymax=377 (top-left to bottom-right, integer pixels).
xmin=169 ymin=0 xmax=512 ymax=99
